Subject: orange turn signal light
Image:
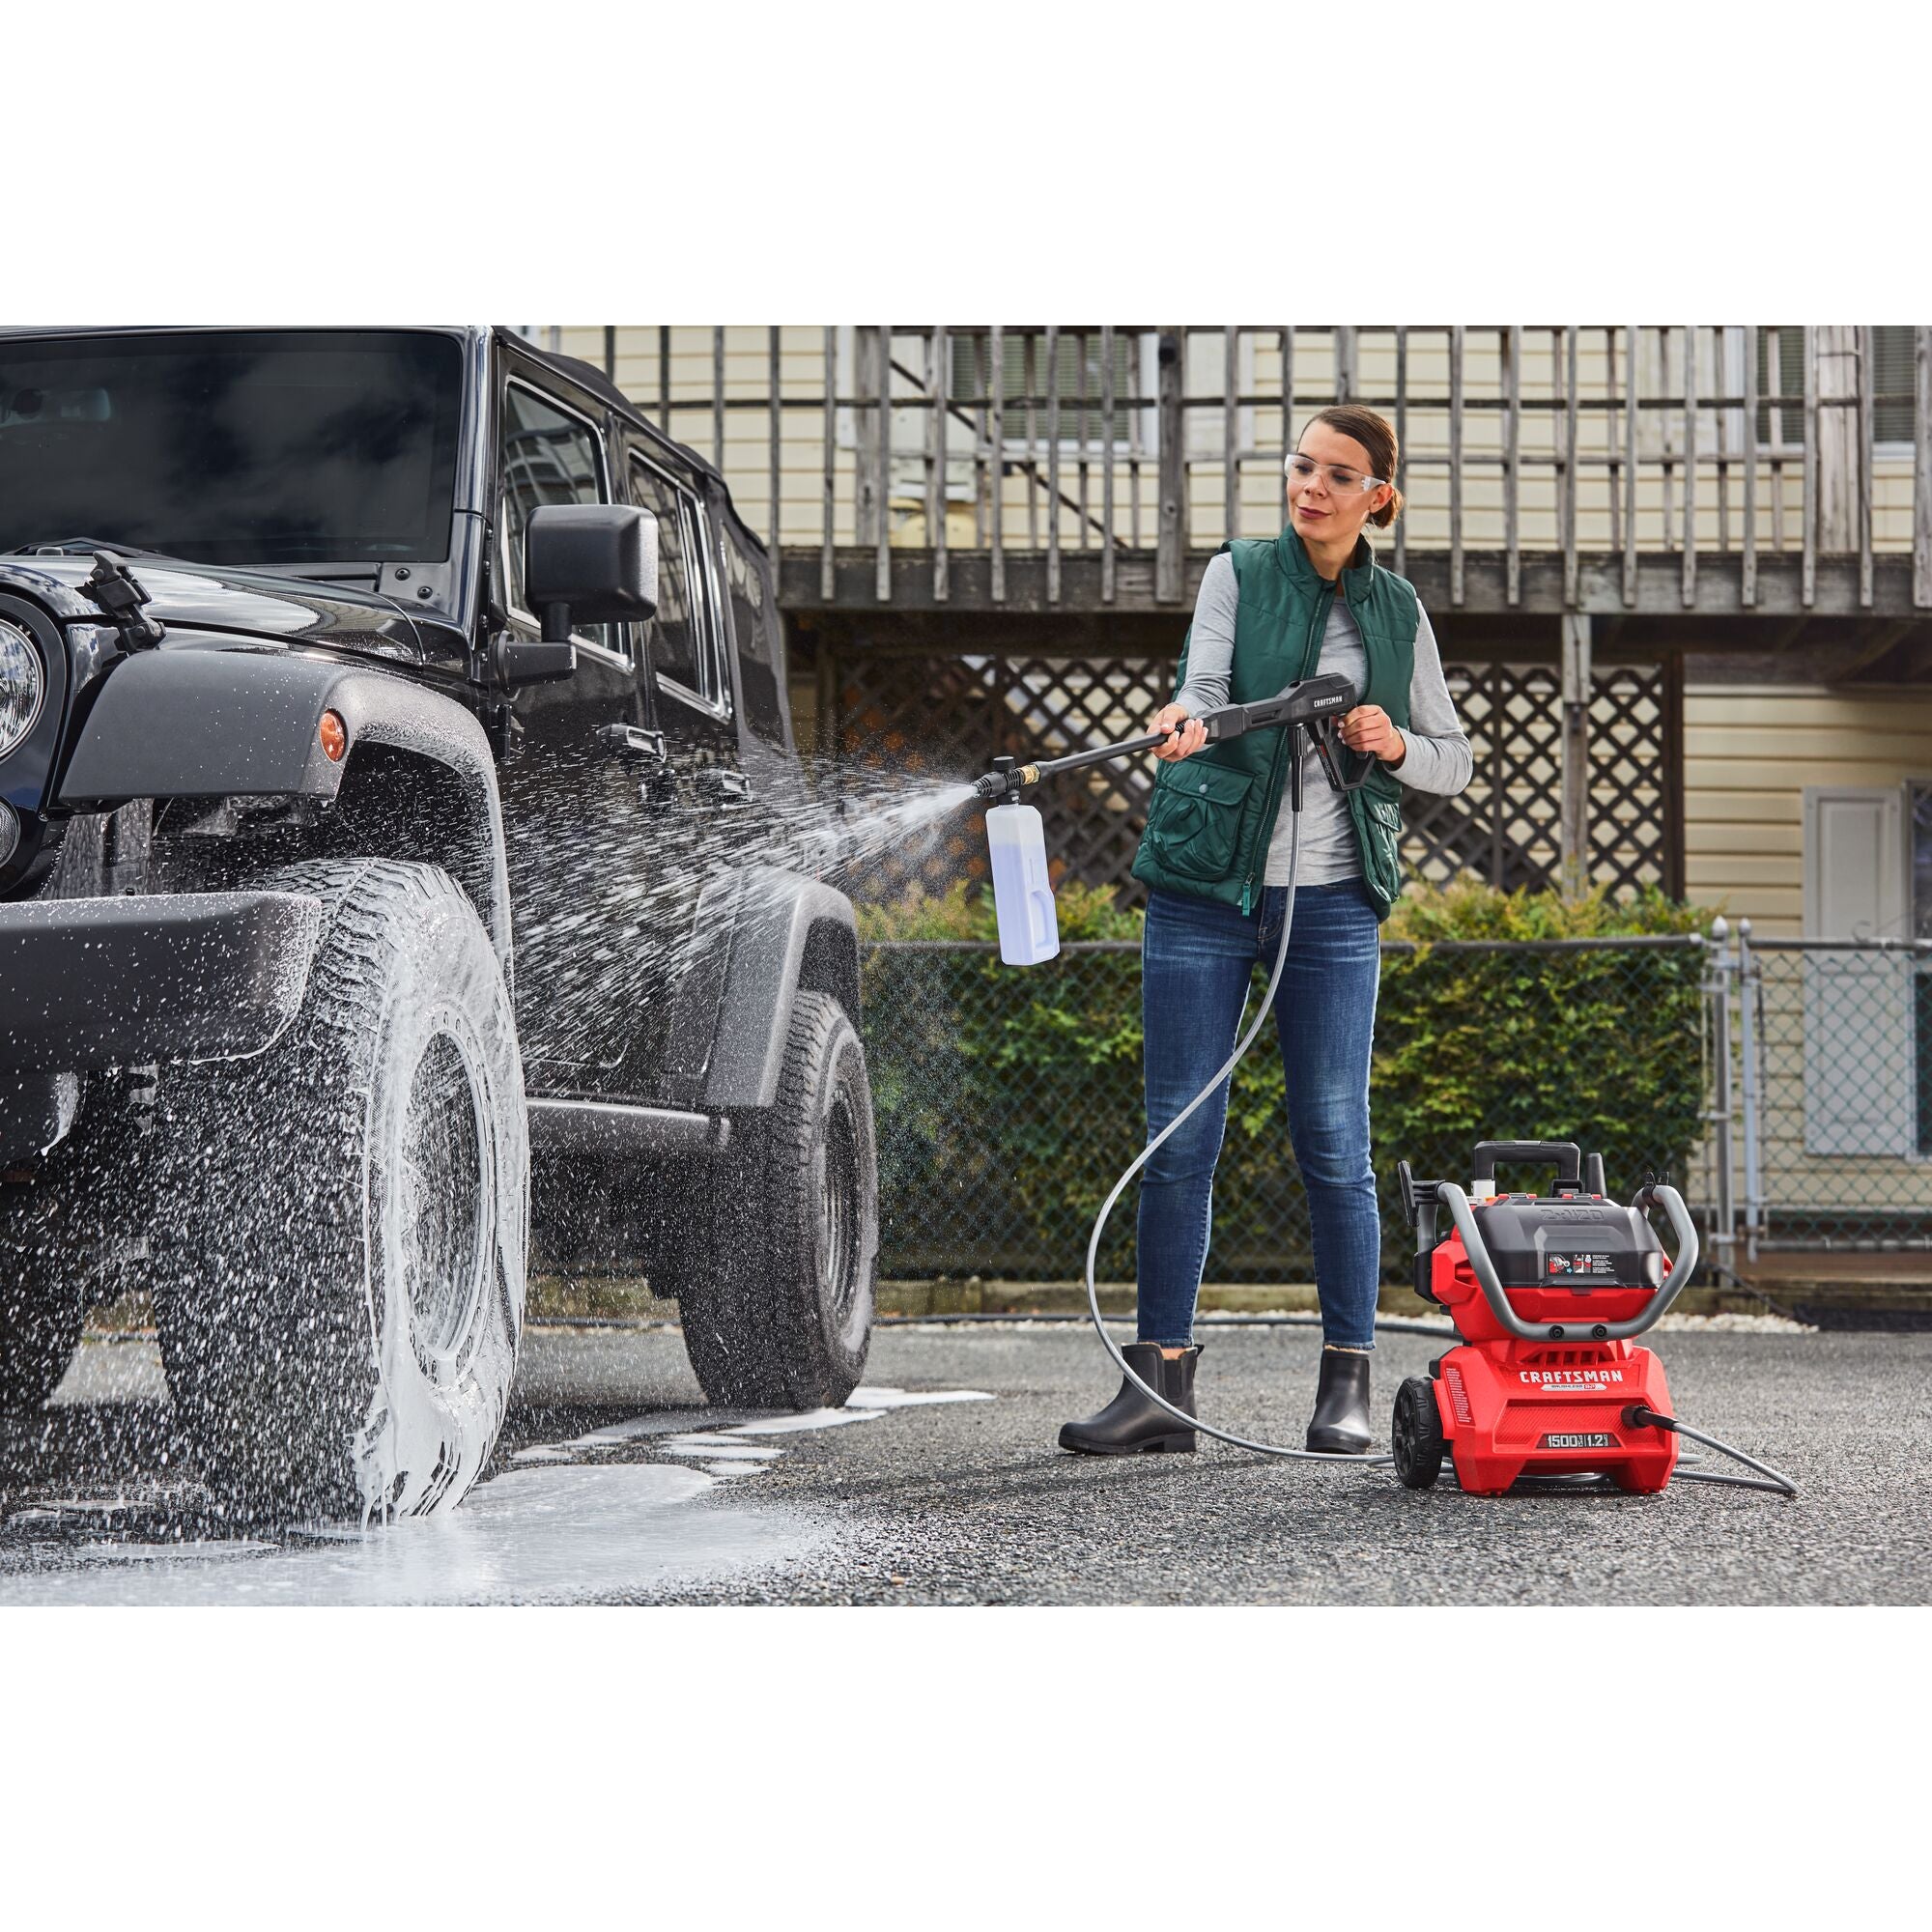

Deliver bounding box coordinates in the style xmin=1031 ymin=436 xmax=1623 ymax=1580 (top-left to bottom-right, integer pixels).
xmin=320 ymin=710 xmax=347 ymax=762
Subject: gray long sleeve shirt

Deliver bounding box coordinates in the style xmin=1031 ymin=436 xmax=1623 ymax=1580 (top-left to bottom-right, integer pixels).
xmin=1172 ymin=551 xmax=1473 ymax=888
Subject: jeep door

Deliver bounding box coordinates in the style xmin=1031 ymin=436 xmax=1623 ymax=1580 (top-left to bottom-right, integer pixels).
xmin=618 ymin=440 xmax=768 ymax=1106
xmin=490 ymin=347 xmax=655 ymax=1093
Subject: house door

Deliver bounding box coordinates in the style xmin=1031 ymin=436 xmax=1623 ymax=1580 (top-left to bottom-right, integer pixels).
xmin=1802 ymin=786 xmax=1915 ymax=1156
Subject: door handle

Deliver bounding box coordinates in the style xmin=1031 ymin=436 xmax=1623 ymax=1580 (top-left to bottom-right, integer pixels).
xmin=595 ymin=723 xmax=668 ymax=762
xmin=700 ymin=767 xmax=753 ymax=803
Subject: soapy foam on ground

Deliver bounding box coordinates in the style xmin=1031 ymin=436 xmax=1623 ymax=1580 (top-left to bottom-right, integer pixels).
xmin=0 ymin=1463 xmax=807 ymax=1606
xmin=0 ymin=1383 xmax=996 ymax=1604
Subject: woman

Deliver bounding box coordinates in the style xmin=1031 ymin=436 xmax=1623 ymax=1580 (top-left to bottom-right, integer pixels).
xmin=1059 ymin=405 xmax=1472 ymax=1458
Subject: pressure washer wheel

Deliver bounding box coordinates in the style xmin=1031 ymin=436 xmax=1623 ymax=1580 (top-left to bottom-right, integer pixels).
xmin=1392 ymin=1376 xmax=1446 ymax=1491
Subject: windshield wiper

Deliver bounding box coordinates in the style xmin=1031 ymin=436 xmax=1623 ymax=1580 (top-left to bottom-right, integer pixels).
xmin=4 ymin=536 xmax=169 ymax=560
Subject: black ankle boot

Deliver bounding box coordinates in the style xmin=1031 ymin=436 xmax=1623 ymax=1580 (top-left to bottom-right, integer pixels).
xmin=1306 ymin=1347 xmax=1372 ymax=1454
xmin=1058 ymin=1343 xmax=1200 ymax=1456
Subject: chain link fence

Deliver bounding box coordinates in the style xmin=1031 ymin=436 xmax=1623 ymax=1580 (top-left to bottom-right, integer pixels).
xmin=860 ymin=936 xmax=1714 ymax=1282
xmin=1733 ymin=933 xmax=1932 ymax=1253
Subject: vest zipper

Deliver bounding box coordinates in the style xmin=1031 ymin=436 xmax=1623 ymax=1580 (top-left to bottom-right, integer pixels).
xmin=1245 ymin=581 xmax=1335 ymax=917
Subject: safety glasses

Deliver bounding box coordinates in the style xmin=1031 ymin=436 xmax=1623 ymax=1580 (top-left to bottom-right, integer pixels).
xmin=1283 ymin=453 xmax=1387 ymax=495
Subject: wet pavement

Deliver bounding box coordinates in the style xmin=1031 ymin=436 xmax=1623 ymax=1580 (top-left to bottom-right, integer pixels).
xmin=0 ymin=1320 xmax=1922 ymax=1605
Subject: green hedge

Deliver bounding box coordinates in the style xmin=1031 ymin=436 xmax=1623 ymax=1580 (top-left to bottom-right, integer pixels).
xmin=857 ymin=882 xmax=1714 ymax=1281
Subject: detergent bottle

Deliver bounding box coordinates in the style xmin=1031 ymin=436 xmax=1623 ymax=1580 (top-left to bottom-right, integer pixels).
xmin=986 ymin=801 xmax=1060 ymax=966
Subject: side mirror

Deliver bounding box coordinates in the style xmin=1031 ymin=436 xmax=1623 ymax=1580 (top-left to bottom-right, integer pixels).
xmin=499 ymin=503 xmax=659 ymax=686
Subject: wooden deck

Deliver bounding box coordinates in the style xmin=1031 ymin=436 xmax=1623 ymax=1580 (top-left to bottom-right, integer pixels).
xmin=566 ymin=326 xmax=1932 ymax=669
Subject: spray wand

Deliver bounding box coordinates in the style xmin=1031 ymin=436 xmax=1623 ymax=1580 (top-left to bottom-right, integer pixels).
xmin=973 ymin=670 xmax=1374 ymax=816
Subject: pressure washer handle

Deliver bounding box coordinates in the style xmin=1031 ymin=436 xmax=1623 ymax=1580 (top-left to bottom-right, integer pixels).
xmin=1471 ymin=1140 xmax=1584 ymax=1192
xmin=1435 ymin=1180 xmax=1699 ymax=1344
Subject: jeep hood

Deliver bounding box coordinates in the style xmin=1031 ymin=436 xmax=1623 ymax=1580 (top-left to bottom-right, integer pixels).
xmin=0 ymin=553 xmax=432 ymax=666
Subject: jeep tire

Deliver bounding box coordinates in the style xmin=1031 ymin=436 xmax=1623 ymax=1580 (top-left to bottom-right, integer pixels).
xmin=681 ymin=991 xmax=877 ymax=1409
xmin=154 ymin=860 xmax=527 ymax=1520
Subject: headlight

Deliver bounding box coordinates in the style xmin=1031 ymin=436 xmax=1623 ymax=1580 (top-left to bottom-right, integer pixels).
xmin=0 ymin=619 xmax=44 ymax=760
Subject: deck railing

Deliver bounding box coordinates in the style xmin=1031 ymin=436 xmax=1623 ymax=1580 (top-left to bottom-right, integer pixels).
xmin=556 ymin=326 xmax=1932 ymax=613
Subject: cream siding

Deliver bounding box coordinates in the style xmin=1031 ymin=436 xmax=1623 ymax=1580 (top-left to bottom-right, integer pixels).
xmin=1683 ymin=684 xmax=1932 ymax=935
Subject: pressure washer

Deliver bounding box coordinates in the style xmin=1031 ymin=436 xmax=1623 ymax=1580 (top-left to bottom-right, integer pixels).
xmin=966 ymin=672 xmax=1800 ymax=1496
xmin=1393 ymin=1143 xmax=1796 ymax=1495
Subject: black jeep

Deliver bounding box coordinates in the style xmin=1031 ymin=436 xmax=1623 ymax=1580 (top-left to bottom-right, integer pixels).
xmin=0 ymin=327 xmax=878 ymax=1518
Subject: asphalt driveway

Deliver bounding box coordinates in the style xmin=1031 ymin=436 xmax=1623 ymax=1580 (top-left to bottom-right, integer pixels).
xmin=0 ymin=1319 xmax=1918 ymax=1605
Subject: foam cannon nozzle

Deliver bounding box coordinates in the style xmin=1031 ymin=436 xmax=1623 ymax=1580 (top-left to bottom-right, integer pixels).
xmin=973 ymin=755 xmax=1041 ymax=806
xmin=966 ymin=673 xmax=1375 ymax=970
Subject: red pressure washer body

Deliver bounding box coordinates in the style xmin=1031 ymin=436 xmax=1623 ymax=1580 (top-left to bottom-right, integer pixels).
xmin=1425 ymin=1210 xmax=1679 ymax=1495
xmin=1395 ymin=1143 xmax=1698 ymax=1496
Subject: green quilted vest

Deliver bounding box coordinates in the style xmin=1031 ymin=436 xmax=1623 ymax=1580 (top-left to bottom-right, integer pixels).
xmin=1129 ymin=526 xmax=1419 ymax=922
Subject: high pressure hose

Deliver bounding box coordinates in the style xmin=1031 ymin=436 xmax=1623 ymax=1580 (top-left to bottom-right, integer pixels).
xmin=1625 ymin=1407 xmax=1800 ymax=1497
xmin=1081 ymin=807 xmax=1394 ymax=1464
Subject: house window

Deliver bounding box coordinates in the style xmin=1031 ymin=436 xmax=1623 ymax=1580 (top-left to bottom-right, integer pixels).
xmin=951 ymin=330 xmax=1145 ymax=452
xmin=1756 ymin=327 xmax=1805 ymax=449
xmin=1874 ymin=327 xmax=1918 ymax=450
xmin=1755 ymin=327 xmax=1918 ymax=450
xmin=1635 ymin=327 xmax=1747 ymax=458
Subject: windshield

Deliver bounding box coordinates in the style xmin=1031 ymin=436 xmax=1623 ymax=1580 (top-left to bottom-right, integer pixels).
xmin=0 ymin=330 xmax=464 ymax=566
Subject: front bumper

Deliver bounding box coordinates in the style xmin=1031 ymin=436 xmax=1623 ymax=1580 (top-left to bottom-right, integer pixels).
xmin=0 ymin=891 xmax=324 ymax=1075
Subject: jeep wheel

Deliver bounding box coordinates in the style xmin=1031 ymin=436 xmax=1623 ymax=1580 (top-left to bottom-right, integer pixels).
xmin=681 ymin=991 xmax=877 ymax=1409
xmin=154 ymin=860 xmax=527 ymax=1520
xmin=0 ymin=1181 xmax=88 ymax=1412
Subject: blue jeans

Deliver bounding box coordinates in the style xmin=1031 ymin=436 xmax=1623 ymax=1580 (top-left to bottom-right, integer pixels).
xmin=1136 ymin=879 xmax=1381 ymax=1350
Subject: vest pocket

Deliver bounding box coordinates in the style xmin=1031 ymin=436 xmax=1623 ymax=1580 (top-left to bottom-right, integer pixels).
xmin=1356 ymin=790 xmax=1405 ymax=906
xmin=1141 ymin=759 xmax=1256 ymax=882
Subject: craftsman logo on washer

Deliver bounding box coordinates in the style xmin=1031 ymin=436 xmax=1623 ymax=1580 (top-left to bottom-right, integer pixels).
xmin=1540 ymin=1432 xmax=1618 ymax=1450
xmin=1548 ymin=1252 xmax=1614 ymax=1275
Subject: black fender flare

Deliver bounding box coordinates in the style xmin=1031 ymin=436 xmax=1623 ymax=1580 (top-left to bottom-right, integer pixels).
xmin=688 ymin=867 xmax=862 ymax=1114
xmin=56 ymin=648 xmax=512 ymax=967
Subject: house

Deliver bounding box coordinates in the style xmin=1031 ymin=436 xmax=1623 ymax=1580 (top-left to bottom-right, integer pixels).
xmin=536 ymin=326 xmax=1930 ymax=1257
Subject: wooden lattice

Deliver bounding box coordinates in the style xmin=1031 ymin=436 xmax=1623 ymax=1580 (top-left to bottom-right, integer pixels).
xmin=1586 ymin=664 xmax=1676 ymax=895
xmin=828 ymin=650 xmax=1680 ymax=900
xmin=1404 ymin=663 xmax=1562 ymax=892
